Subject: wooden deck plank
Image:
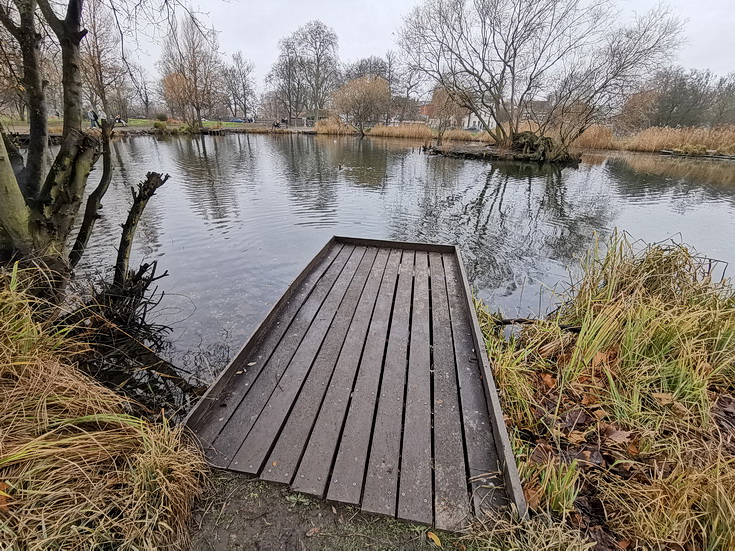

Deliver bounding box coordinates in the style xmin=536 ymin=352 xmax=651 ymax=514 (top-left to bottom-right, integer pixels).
xmin=209 ymin=245 xmax=361 ymax=466
xmin=318 ymin=249 xmax=403 ymax=503
xmin=443 ymin=254 xmax=507 ymax=515
xmin=191 ymin=242 xmax=346 ymax=458
xmin=287 ymin=250 xmax=397 ymax=496
xmin=396 ymin=251 xmax=433 ymax=525
xmin=429 ymin=252 xmax=471 ymax=531
xmin=261 ymin=249 xmax=390 ymax=485
xmin=233 ymin=247 xmax=380 ymax=476
xmin=361 ymin=251 xmax=416 ymax=517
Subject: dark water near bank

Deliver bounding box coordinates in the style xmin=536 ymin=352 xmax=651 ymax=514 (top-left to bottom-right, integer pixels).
xmin=79 ymin=134 xmax=735 ymax=383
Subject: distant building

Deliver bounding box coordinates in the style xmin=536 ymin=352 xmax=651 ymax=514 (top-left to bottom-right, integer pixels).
xmin=461 ymin=109 xmax=497 ymax=130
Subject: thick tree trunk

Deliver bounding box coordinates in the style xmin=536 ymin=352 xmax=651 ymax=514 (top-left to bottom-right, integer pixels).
xmin=17 ymin=2 xmax=49 ymax=199
xmin=33 ymin=130 xmax=99 ymax=254
xmin=69 ymin=120 xmax=112 ymax=268
xmin=0 ymin=135 xmax=33 ymax=254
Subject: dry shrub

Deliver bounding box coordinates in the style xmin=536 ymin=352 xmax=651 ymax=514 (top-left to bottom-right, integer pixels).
xmin=314 ymin=116 xmax=356 ymax=135
xmin=479 ymin=231 xmax=735 ymax=549
xmin=0 ymin=265 xmax=206 ymax=550
xmin=368 ymin=123 xmax=434 ymax=140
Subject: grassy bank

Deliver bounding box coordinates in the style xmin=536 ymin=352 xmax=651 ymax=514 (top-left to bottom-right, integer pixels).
xmin=0 ymin=266 xmax=206 ymax=549
xmin=576 ymin=125 xmax=735 ymax=155
xmin=478 ymin=233 xmax=735 ymax=549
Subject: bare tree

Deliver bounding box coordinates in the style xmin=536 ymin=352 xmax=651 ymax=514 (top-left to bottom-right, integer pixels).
xmin=428 ymin=86 xmax=467 ymax=144
xmin=343 ymin=55 xmax=387 ymax=82
xmin=82 ymin=1 xmax=127 ymax=116
xmin=223 ymin=51 xmax=255 ymax=119
xmin=158 ymin=15 xmax=222 ymax=128
xmin=332 ymin=76 xmax=391 ymax=136
xmin=130 ymin=63 xmax=153 ymax=118
xmin=267 ymin=36 xmax=306 ymax=122
xmin=295 ymin=20 xmax=340 ymax=112
xmin=0 ymin=0 xmax=190 ymax=266
xmin=400 ymin=0 xmax=682 ymax=158
xmin=709 ymin=73 xmax=735 ymax=126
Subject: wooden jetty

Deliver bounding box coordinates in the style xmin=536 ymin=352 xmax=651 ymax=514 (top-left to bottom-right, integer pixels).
xmin=185 ymin=236 xmax=526 ymax=530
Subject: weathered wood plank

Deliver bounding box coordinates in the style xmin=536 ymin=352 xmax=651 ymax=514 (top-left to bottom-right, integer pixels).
xmin=186 ymin=238 xmax=341 ymax=431
xmin=233 ymin=247 xmax=379 ymax=476
xmin=396 ymin=252 xmax=433 ymax=525
xmin=261 ymin=248 xmax=390 ymax=485
xmin=287 ymin=250 xmax=397 ymax=496
xmin=429 ymin=252 xmax=471 ymax=531
xmin=444 ymin=254 xmax=506 ymax=515
xmin=362 ymin=251 xmax=415 ymax=517
xmin=335 ymin=236 xmax=455 ymax=254
xmin=318 ymin=249 xmax=402 ymax=503
xmin=208 ymin=245 xmax=360 ymax=466
xmin=191 ymin=242 xmax=346 ymax=459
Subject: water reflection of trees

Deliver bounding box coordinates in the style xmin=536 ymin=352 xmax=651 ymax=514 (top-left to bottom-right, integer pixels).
xmin=604 ymin=154 xmax=735 ymax=195
xmin=269 ymin=135 xmax=397 ymax=218
xmin=389 ymin=159 xmax=613 ymax=298
xmin=170 ymin=135 xmax=248 ymax=222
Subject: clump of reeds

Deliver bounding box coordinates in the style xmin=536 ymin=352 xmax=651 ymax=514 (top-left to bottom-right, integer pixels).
xmin=368 ymin=123 xmax=434 ymax=140
xmin=314 ymin=116 xmax=356 ymax=135
xmin=479 ymin=231 xmax=735 ymax=549
xmin=623 ymin=125 xmax=735 ymax=154
xmin=0 ymin=264 xmax=207 ymax=550
xmin=572 ymin=124 xmax=616 ymax=150
xmin=441 ymin=128 xmax=494 ymax=142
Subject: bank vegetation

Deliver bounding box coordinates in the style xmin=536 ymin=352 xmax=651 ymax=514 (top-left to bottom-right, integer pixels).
xmin=476 ymin=233 xmax=735 ymax=549
xmin=0 ymin=265 xmax=206 ymax=549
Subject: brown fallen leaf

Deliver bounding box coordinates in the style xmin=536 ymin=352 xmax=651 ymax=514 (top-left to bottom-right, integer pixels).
xmin=606 ymin=430 xmax=633 ymax=444
xmin=305 ymin=526 xmax=320 ymax=537
xmin=567 ymin=430 xmax=587 ymax=444
xmin=592 ymin=351 xmax=609 ymax=368
xmin=617 ymin=539 xmax=631 ymax=549
xmin=523 ymin=482 xmax=542 ymax=510
xmin=541 ymin=373 xmax=556 ymax=389
xmin=427 ymin=531 xmax=442 ymax=547
xmin=652 ymin=392 xmax=673 ymax=405
xmin=593 ymin=408 xmax=609 ymax=420
xmin=581 ymin=394 xmax=596 ymax=406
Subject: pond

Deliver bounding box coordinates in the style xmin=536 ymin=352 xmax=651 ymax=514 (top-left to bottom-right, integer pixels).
xmin=78 ymin=133 xmax=735 ymax=383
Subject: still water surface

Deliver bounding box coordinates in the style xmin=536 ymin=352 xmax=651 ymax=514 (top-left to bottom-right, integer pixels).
xmin=79 ymin=134 xmax=735 ymax=381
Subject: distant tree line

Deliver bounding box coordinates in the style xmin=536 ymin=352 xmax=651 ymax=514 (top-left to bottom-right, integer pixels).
xmin=618 ymin=67 xmax=735 ymax=131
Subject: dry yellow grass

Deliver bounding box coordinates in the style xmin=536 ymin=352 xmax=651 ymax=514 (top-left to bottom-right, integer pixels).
xmin=368 ymin=123 xmax=434 ymax=140
xmin=575 ymin=124 xmax=735 ymax=155
xmin=314 ymin=116 xmax=357 ymax=135
xmin=0 ymin=265 xmax=207 ymax=550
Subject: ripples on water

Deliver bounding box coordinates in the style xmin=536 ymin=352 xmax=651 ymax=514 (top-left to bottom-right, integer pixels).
xmin=77 ymin=134 xmax=735 ymax=381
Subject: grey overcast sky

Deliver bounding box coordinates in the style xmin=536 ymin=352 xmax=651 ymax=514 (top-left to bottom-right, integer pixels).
xmin=147 ymin=0 xmax=734 ymax=87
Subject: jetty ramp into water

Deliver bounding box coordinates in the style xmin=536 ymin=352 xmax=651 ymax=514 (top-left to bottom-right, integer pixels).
xmin=185 ymin=236 xmax=526 ymax=530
